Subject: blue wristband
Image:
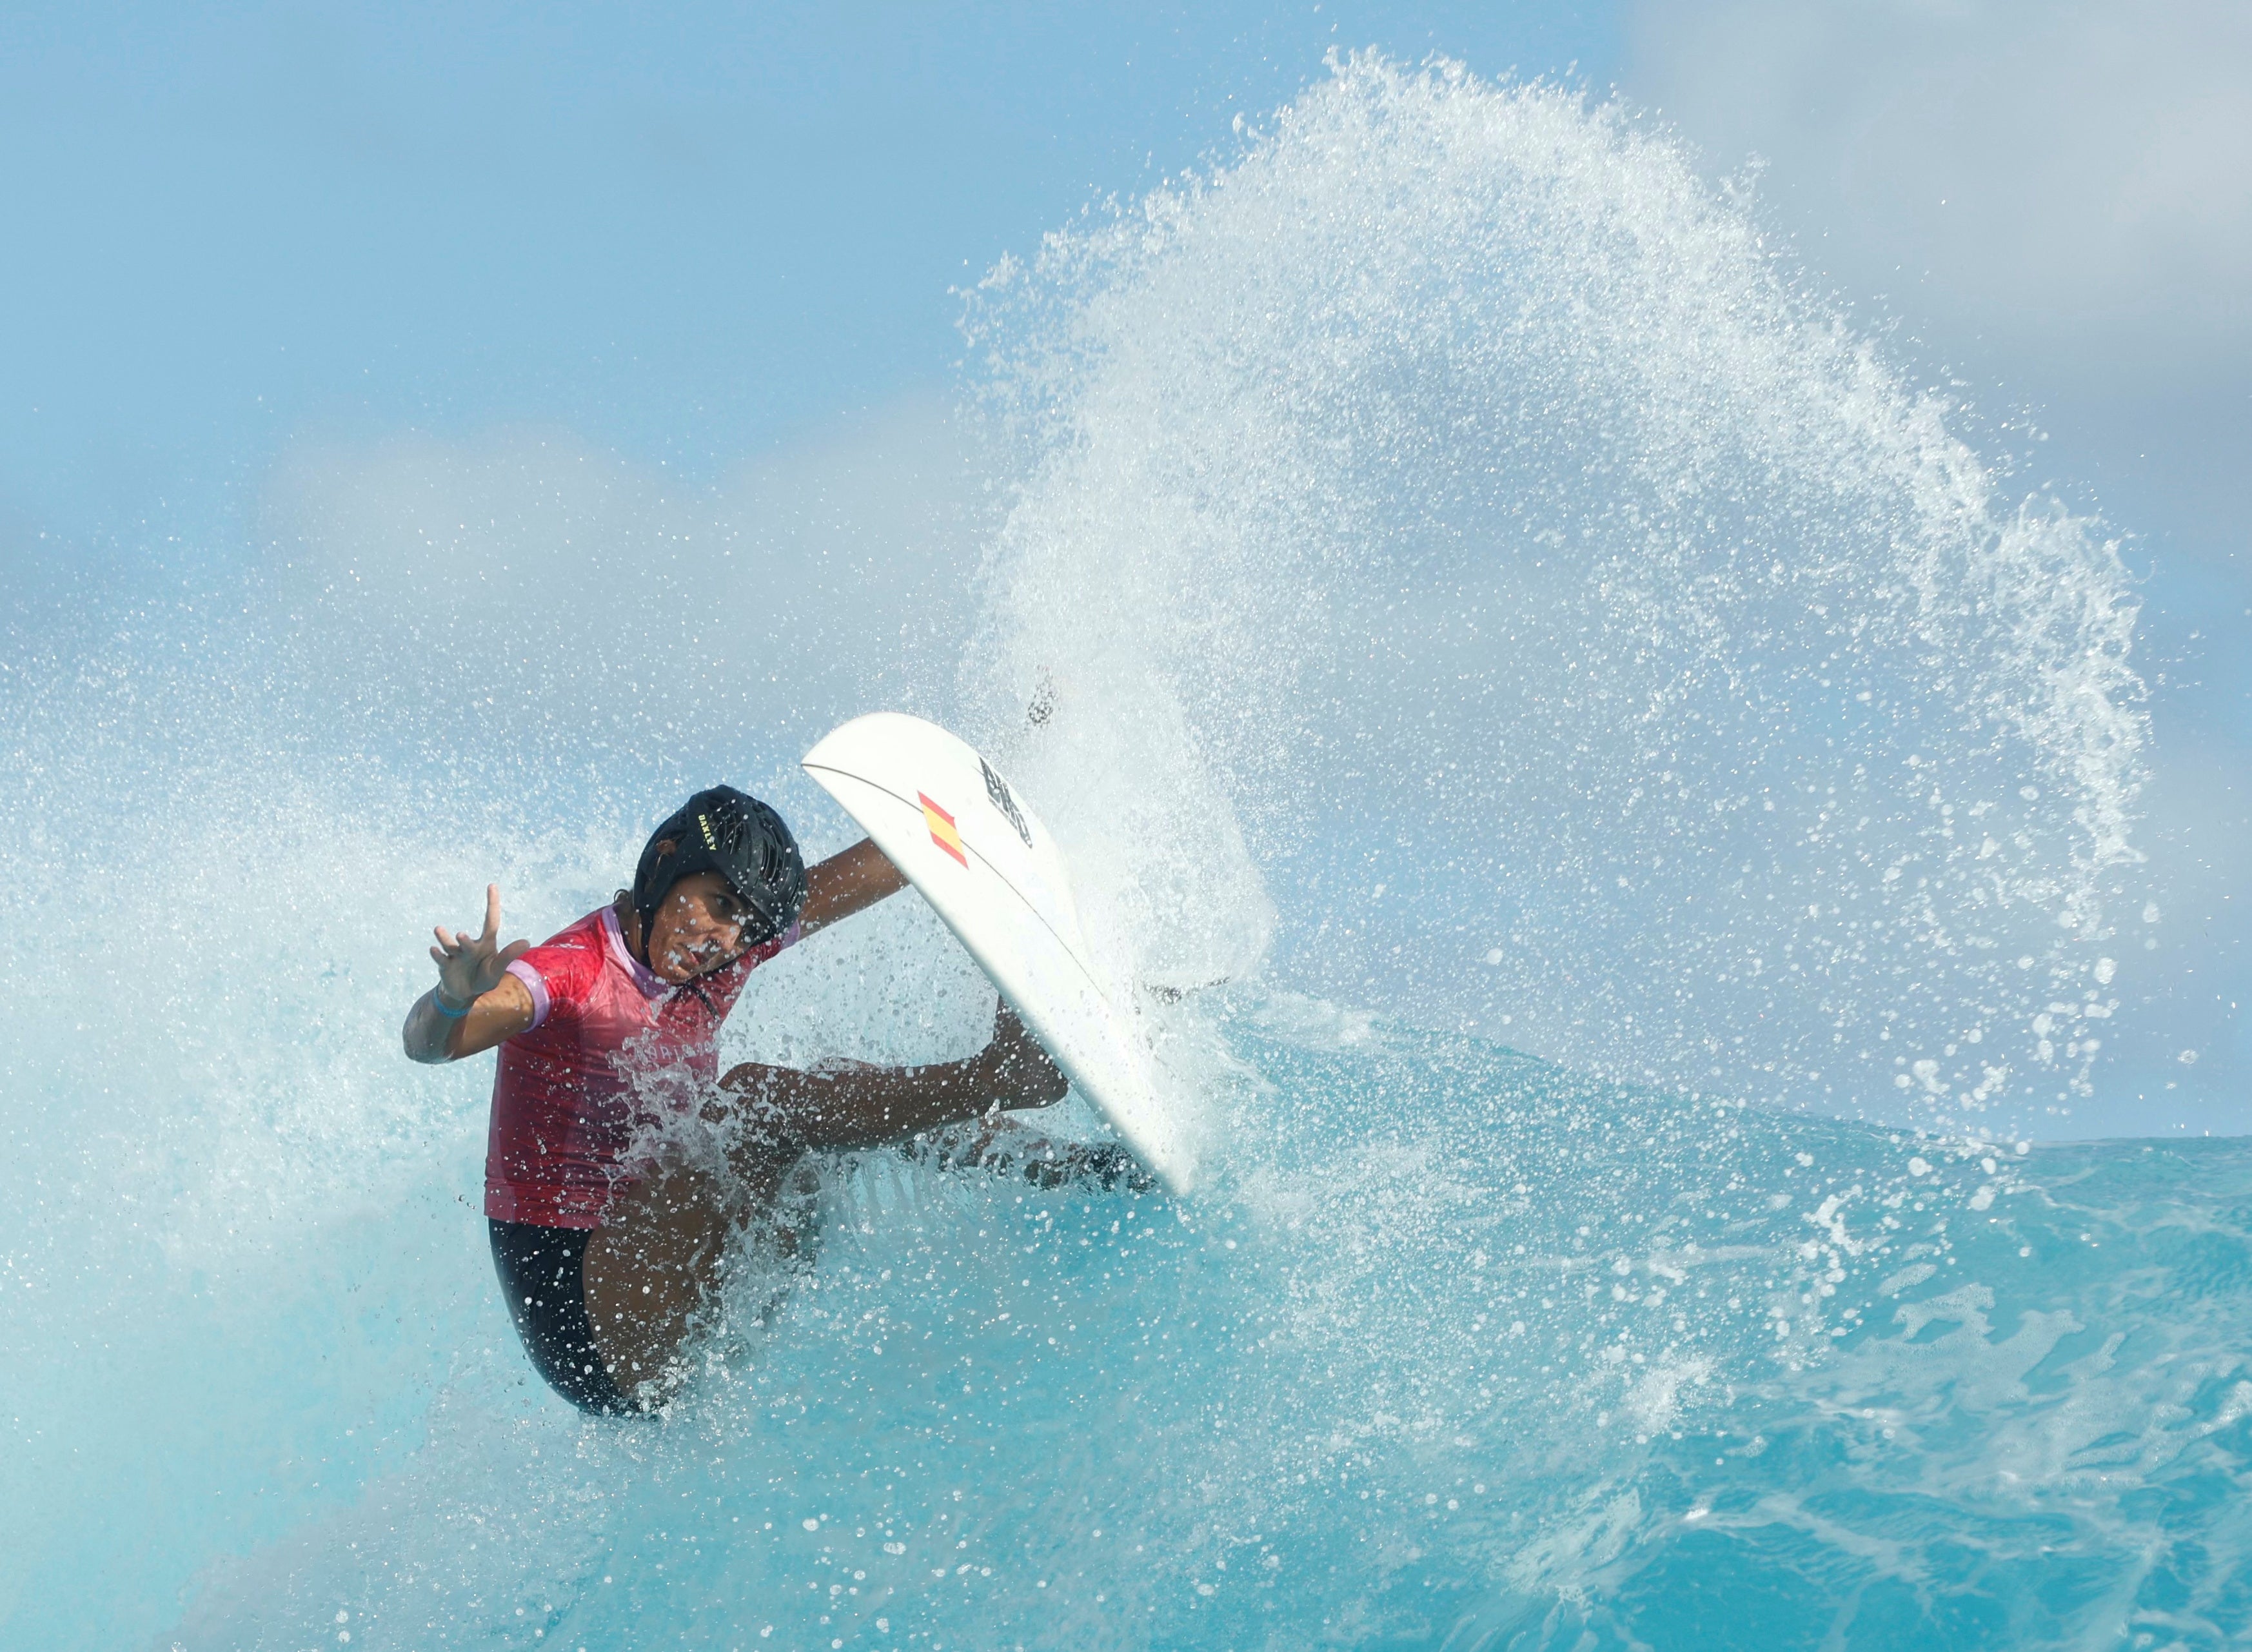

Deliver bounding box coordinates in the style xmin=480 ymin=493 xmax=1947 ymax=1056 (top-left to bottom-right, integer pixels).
xmin=431 ymin=986 xmax=474 ymax=1019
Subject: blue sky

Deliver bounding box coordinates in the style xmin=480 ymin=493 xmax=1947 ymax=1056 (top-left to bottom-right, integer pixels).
xmin=1 ymin=1 xmax=1615 ymax=552
xmin=4 ymin=0 xmax=2244 ymax=1130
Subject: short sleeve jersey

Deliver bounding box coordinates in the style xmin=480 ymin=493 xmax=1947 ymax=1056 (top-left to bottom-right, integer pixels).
xmin=482 ymin=903 xmax=797 ymax=1229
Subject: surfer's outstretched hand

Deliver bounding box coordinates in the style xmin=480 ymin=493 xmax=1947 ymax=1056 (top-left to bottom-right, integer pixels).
xmin=978 ymin=1002 xmax=1069 ymax=1110
xmin=429 ymin=883 xmax=531 ymax=1005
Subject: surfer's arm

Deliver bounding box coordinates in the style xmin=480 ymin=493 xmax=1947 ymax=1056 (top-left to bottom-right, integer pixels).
xmin=403 ymin=974 xmax=535 ymax=1063
xmin=795 ymin=838 xmax=908 ymax=938
xmin=402 ymin=883 xmax=537 ymax=1063
xmin=716 ymin=1003 xmax=1066 ymax=1150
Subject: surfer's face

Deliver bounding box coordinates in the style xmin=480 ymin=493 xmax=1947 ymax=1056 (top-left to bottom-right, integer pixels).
xmin=647 ymin=869 xmax=762 ymax=983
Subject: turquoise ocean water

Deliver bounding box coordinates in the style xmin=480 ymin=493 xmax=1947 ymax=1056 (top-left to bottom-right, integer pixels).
xmin=9 ymin=1000 xmax=2249 ymax=1649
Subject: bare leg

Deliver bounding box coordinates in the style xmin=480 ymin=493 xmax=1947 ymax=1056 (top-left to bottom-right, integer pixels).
xmin=582 ymin=1157 xmax=742 ymax=1404
xmin=577 ymin=1005 xmax=1073 ymax=1406
xmin=580 ymin=1144 xmax=816 ymax=1406
xmin=914 ymin=1114 xmax=1157 ymax=1194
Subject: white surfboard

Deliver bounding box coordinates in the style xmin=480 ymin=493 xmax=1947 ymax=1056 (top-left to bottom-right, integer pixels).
xmin=802 ymin=713 xmax=1196 ymax=1194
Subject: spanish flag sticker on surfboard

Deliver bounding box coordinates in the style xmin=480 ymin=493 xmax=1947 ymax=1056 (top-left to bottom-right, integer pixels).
xmin=802 ymin=712 xmax=1196 ymax=1194
xmin=918 ymin=792 xmax=967 ymax=866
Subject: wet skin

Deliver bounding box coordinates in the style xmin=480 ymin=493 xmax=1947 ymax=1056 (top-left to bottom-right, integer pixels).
xmin=585 ymin=1005 xmax=1067 ymax=1397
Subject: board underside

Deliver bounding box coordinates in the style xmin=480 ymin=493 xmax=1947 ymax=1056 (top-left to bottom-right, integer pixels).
xmin=802 ymin=712 xmax=1195 ymax=1194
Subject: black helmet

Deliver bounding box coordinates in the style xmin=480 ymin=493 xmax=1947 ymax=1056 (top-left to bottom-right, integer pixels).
xmin=631 ymin=786 xmax=807 ymax=958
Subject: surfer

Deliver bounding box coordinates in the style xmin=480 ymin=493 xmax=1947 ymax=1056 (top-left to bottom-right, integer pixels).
xmin=402 ymin=786 xmax=1121 ymax=1417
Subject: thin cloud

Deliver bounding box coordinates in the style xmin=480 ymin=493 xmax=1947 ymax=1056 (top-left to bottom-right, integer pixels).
xmin=1628 ymin=1 xmax=2252 ymax=382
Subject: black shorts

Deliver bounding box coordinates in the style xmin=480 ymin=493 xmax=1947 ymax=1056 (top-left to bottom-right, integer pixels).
xmin=488 ymin=1217 xmax=642 ymax=1417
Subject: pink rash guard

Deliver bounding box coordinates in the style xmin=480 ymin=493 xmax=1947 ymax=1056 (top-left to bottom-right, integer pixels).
xmin=482 ymin=903 xmax=798 ymax=1229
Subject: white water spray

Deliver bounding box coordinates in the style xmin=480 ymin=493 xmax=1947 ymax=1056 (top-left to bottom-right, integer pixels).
xmin=962 ymin=54 xmax=2145 ymax=1124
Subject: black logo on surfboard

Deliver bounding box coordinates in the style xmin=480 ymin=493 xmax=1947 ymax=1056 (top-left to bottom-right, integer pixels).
xmin=981 ymin=758 xmax=1033 ymax=847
